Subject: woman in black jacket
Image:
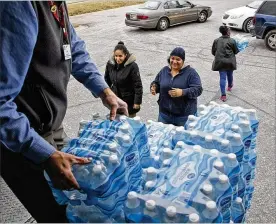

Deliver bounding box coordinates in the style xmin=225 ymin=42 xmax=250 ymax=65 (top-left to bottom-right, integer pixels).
xmin=105 ymin=41 xmax=143 ymax=117
xmin=212 ymin=26 xmax=239 ymax=102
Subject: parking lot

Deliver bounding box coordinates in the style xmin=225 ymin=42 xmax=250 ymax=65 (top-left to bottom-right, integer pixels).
xmin=67 ymin=0 xmax=275 ymax=222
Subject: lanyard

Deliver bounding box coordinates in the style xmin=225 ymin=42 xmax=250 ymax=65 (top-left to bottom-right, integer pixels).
xmin=48 ymin=1 xmax=69 ymax=44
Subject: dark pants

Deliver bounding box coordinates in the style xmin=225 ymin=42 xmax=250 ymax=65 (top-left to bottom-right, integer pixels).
xmin=1 ymin=126 xmax=69 ymax=223
xmin=219 ymin=70 xmax=233 ymax=95
xmin=158 ymin=112 xmax=188 ymax=126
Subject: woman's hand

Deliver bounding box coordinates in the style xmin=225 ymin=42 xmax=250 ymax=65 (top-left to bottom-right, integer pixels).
xmin=133 ymin=104 xmax=140 ymax=109
xmin=168 ymin=88 xmax=183 ymax=97
xmin=151 ymin=84 xmax=157 ymax=95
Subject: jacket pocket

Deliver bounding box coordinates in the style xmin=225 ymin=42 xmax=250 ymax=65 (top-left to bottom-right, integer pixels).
xmin=15 ymin=84 xmax=54 ymax=134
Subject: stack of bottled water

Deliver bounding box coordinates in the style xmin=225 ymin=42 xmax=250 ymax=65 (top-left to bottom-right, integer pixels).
xmin=45 ymin=114 xmax=149 ymax=222
xmin=45 ymin=103 xmax=258 ymax=223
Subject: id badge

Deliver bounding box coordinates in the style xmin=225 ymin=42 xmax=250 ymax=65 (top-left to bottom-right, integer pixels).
xmin=63 ymin=44 xmax=72 ymax=60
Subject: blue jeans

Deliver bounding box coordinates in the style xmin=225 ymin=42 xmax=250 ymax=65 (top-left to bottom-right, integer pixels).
xmin=158 ymin=112 xmax=188 ymax=126
xmin=219 ymin=70 xmax=233 ymax=95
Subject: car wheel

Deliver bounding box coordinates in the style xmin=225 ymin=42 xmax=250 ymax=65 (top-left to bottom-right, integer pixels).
xmin=198 ymin=11 xmax=207 ymax=23
xmin=265 ymin=30 xmax=276 ymax=51
xmin=157 ymin=17 xmax=169 ymax=31
xmin=243 ymin=17 xmax=253 ymax=33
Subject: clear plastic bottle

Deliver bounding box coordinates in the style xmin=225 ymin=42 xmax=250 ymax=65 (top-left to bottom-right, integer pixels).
xmin=143 ymin=200 xmax=160 ymax=222
xmin=163 ymin=206 xmax=180 ymax=223
xmin=125 ymin=191 xmax=142 ymax=222
xmin=231 ymin=197 xmax=245 ymax=223
xmin=189 ymin=213 xmax=200 ymax=223
xmin=202 ymin=201 xmax=222 ymax=223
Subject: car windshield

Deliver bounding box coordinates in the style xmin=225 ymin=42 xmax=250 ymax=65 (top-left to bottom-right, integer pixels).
xmin=246 ymin=1 xmax=263 ymax=9
xmin=139 ymin=1 xmax=161 ymax=10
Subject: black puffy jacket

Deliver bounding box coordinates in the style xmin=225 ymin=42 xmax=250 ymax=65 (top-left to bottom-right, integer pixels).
xmin=104 ymin=54 xmax=143 ymax=115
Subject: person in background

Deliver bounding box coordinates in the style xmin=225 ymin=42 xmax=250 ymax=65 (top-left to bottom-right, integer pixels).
xmin=212 ymin=25 xmax=239 ymax=102
xmin=0 ymin=1 xmax=128 ymax=222
xmin=150 ymin=47 xmax=203 ymax=126
xmin=105 ymin=41 xmax=143 ymax=117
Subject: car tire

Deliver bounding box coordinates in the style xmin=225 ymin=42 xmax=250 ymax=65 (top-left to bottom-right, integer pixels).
xmin=157 ymin=17 xmax=169 ymax=31
xmin=198 ymin=11 xmax=207 ymax=23
xmin=243 ymin=17 xmax=253 ymax=33
xmin=265 ymin=30 xmax=276 ymax=51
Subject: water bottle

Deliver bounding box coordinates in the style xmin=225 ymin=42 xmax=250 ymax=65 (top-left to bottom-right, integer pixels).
xmin=214 ymin=175 xmax=232 ymax=223
xmin=202 ymin=201 xmax=223 ymax=223
xmin=197 ymin=104 xmax=207 ymax=115
xmin=124 ymin=191 xmax=142 ymax=222
xmin=142 ymin=200 xmax=160 ymax=223
xmin=144 ymin=167 xmax=158 ymax=182
xmin=163 ymin=206 xmax=180 ymax=223
xmin=237 ymin=174 xmax=246 ymax=202
xmin=204 ymin=135 xmax=216 ymax=149
xmin=201 ymin=183 xmax=214 ymax=200
xmin=214 ymin=160 xmax=225 ymax=173
xmin=229 ymin=133 xmax=244 ymax=163
xmin=239 ymin=120 xmax=252 ymax=160
xmin=173 ymin=127 xmax=185 ymax=145
xmin=223 ymin=153 xmax=240 ymax=199
xmin=231 ymin=197 xmax=245 ymax=223
xmin=219 ymin=139 xmax=231 ymax=154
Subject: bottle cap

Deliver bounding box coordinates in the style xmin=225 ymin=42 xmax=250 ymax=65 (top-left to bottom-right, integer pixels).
xmin=190 ymin=130 xmax=198 ymax=137
xmin=122 ymin=135 xmax=131 ymax=143
xmin=166 ymin=206 xmax=177 ymax=218
xmin=119 ymin=124 xmax=129 ymax=132
xmin=189 ymin=213 xmax=200 ymax=223
xmin=198 ymin=104 xmax=206 ymax=109
xmin=188 ymin=122 xmax=196 ymax=129
xmin=193 ymin=145 xmax=202 ymax=152
xmin=221 ymin=104 xmax=230 ymax=108
xmin=145 ymin=200 xmax=156 ymax=211
xmin=239 ymin=113 xmax=248 ymax=119
xmin=206 ymin=201 xmax=216 ymax=210
xmin=240 ymin=120 xmax=250 ymax=127
xmin=176 ymin=141 xmax=185 ymax=148
xmin=205 ymin=135 xmax=213 ymax=142
xmin=154 ymin=156 xmax=160 ymax=162
xmin=221 ymin=139 xmax=230 ymax=146
xmin=163 ymin=148 xmax=173 ymax=159
xmin=228 ymin=153 xmax=236 ymax=161
xmin=236 ymin=197 xmax=243 ymax=203
xmin=214 ymin=160 xmax=224 ymax=170
xmin=93 ymin=164 xmax=102 ymax=175
xmin=176 ymin=126 xmax=184 ymax=133
xmin=109 ymin=154 xmax=119 ymax=164
xmin=163 ymin=140 xmax=170 ymax=147
xmin=231 ymin=125 xmax=239 ymax=132
xmin=202 ymin=183 xmax=213 ymax=194
xmin=145 ymin=181 xmax=155 ymax=190
xmin=147 ymin=167 xmax=157 ymax=179
xmin=108 ymin=142 xmax=117 ymax=151
xmin=147 ymin=119 xmax=153 ymax=124
xmin=127 ymin=191 xmax=137 ymax=200
xmin=210 ymin=149 xmax=219 ymax=156
xmin=119 ymin=115 xmax=127 ymax=121
xmin=163 ymin=159 xmax=170 ymax=166
xmin=188 ymin=115 xmax=197 ymax=121
xmin=233 ymin=133 xmax=242 ymax=140
xmin=199 ymin=111 xmax=207 ymax=116
xmin=133 ymin=116 xmax=141 ymax=122
xmin=219 ymin=174 xmax=229 ymax=184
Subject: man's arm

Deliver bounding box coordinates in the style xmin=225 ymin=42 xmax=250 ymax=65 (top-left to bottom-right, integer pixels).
xmin=0 ymin=1 xmax=56 ymax=164
xmin=69 ymin=23 xmax=109 ymax=97
xmin=212 ymin=39 xmax=217 ymax=56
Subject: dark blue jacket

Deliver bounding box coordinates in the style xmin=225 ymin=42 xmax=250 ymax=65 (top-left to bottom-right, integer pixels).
xmin=151 ymin=65 xmax=203 ymax=117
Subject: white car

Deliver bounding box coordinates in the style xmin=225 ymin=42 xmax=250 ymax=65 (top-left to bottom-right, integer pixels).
xmin=222 ymin=1 xmax=263 ymax=32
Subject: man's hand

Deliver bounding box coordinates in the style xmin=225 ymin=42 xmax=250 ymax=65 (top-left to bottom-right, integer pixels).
xmin=44 ymin=151 xmax=91 ymax=190
xmin=100 ymin=88 xmax=128 ymax=120
xmin=168 ymin=88 xmax=183 ymax=98
xmin=151 ymin=84 xmax=157 ymax=95
xmin=133 ymin=104 xmax=140 ymax=109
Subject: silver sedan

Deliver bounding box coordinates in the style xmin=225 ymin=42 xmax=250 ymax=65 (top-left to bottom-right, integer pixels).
xmin=125 ymin=0 xmax=212 ymax=31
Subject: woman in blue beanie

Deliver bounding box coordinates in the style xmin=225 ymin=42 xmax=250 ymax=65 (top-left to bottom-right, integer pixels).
xmin=150 ymin=47 xmax=203 ymax=126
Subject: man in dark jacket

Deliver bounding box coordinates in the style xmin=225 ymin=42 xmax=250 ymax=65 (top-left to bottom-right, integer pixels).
xmin=0 ymin=1 xmax=127 ymax=222
xmin=212 ymin=25 xmax=239 ymax=102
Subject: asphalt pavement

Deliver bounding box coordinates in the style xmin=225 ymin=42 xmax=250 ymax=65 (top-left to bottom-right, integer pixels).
xmin=67 ymin=0 xmax=276 ymax=222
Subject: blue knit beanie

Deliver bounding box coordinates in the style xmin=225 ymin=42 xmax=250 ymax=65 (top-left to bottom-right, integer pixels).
xmin=170 ymin=47 xmax=185 ymax=61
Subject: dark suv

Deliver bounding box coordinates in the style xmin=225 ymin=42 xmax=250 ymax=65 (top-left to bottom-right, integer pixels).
xmin=250 ymin=1 xmax=276 ymax=50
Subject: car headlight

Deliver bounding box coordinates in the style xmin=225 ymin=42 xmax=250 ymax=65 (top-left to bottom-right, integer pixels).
xmin=230 ymin=14 xmax=244 ymax=19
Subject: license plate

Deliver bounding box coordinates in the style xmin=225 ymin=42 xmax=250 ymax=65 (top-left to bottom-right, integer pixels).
xmin=130 ymin=14 xmax=137 ymax=20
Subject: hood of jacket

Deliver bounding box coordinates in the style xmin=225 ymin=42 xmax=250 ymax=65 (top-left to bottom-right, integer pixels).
xmin=109 ymin=53 xmax=136 ymax=67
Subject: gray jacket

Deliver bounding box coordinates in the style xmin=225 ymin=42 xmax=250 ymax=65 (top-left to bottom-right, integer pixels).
xmin=212 ymin=36 xmax=239 ymax=71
